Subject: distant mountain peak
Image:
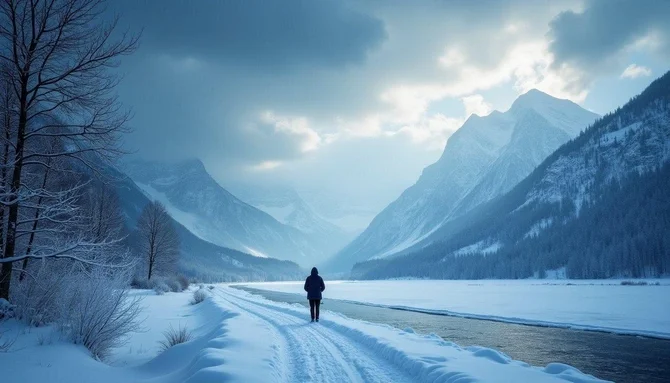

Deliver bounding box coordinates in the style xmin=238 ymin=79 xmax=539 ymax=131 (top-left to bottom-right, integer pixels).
xmin=172 ymin=158 xmax=208 ymax=175
xmin=329 ymin=88 xmax=599 ymax=271
xmin=123 ymin=157 xmax=210 ymax=184
xmin=509 ymin=89 xmax=598 ymax=137
xmin=178 ymin=157 xmax=206 ymax=168
xmin=511 ymin=89 xmax=566 ymax=110
xmin=123 ymin=158 xmax=349 ymax=266
xmin=353 ymin=71 xmax=670 ymax=280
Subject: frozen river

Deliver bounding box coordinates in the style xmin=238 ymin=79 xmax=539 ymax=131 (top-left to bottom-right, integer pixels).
xmin=240 ymin=279 xmax=670 ymax=338
xmin=236 ymin=280 xmax=670 ymax=383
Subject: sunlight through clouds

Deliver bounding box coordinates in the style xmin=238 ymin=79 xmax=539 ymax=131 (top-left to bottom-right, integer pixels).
xmin=250 ymin=160 xmax=283 ymax=171
xmin=620 ymin=64 xmax=652 ymax=79
xmin=323 ymin=38 xmax=592 ymax=154
xmin=260 ymin=111 xmax=322 ymax=153
xmin=394 ymin=114 xmax=464 ymax=150
xmin=462 ymin=95 xmax=493 ymax=117
xmin=357 ymin=40 xmax=590 ymax=150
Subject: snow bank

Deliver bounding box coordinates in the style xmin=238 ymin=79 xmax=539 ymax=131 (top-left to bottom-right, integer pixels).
xmin=0 ymin=288 xmax=279 ymax=383
xmin=243 ymin=279 xmax=670 ymax=339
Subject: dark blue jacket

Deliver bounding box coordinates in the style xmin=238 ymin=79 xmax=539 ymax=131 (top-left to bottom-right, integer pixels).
xmin=304 ymin=267 xmax=325 ymax=300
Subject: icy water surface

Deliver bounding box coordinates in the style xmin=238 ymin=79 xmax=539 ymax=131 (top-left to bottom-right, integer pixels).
xmin=237 ymin=286 xmax=670 ymax=383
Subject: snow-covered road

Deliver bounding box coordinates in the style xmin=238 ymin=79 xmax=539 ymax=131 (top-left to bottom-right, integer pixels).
xmin=213 ymin=287 xmax=414 ymax=383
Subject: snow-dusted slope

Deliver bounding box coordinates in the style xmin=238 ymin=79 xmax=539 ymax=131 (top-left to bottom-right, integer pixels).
xmin=330 ymin=90 xmax=598 ymax=270
xmin=297 ymin=188 xmax=381 ymax=234
xmin=108 ymin=165 xmax=303 ymax=281
xmin=354 ymin=71 xmax=670 ymax=280
xmin=226 ymin=184 xmax=353 ymax=256
xmin=452 ymin=96 xmax=590 ymax=215
xmin=123 ymin=159 xmax=326 ymax=266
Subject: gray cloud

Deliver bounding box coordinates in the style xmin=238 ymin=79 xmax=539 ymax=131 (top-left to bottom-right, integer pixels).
xmin=113 ymin=0 xmax=386 ymax=70
xmin=548 ymin=0 xmax=670 ymax=72
xmin=118 ymin=60 xmax=313 ymax=166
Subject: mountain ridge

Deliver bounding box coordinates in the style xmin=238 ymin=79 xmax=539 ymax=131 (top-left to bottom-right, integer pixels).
xmin=328 ymin=89 xmax=599 ymax=271
xmin=122 ymin=158 xmax=331 ymax=266
xmin=106 ymin=164 xmax=304 ymax=281
xmin=353 ymin=71 xmax=670 ymax=279
xmin=224 ymin=182 xmax=354 ymax=257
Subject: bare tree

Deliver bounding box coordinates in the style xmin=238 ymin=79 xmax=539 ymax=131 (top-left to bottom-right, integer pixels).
xmin=83 ymin=181 xmax=124 ymax=243
xmin=0 ymin=0 xmax=138 ymax=300
xmin=0 ymin=75 xmax=15 ymax=266
xmin=136 ymin=201 xmax=179 ymax=281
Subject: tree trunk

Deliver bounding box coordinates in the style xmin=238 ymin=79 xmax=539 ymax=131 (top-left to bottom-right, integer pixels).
xmin=19 ymin=160 xmax=52 ymax=281
xmin=0 ymin=102 xmax=9 ymax=268
xmin=147 ymin=222 xmax=157 ymax=281
xmin=147 ymin=253 xmax=154 ymax=281
xmin=94 ymin=186 xmax=106 ymax=241
xmin=0 ymin=74 xmax=29 ymax=301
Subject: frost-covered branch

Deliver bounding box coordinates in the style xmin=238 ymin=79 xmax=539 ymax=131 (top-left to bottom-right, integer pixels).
xmin=0 ymin=238 xmax=129 ymax=265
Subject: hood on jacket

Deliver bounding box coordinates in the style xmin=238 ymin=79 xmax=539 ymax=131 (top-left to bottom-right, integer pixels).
xmin=311 ymin=267 xmax=318 ymax=276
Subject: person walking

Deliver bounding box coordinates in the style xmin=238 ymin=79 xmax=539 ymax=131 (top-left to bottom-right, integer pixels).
xmin=304 ymin=267 xmax=325 ymax=322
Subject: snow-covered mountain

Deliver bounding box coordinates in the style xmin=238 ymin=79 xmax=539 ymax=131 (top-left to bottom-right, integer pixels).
xmin=353 ymin=71 xmax=670 ymax=280
xmin=122 ymin=159 xmax=327 ymax=266
xmin=297 ymin=188 xmax=381 ymax=234
xmin=106 ymin=166 xmax=303 ymax=281
xmin=224 ymin=183 xmax=353 ymax=257
xmin=329 ymin=89 xmax=599 ymax=271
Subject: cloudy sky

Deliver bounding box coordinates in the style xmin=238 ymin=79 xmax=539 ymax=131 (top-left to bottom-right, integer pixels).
xmin=110 ymin=0 xmax=669 ymax=214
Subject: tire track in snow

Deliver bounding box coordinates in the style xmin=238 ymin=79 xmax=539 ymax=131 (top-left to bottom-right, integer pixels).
xmin=212 ymin=287 xmax=414 ymax=383
xmin=216 ymin=289 xmax=364 ymax=382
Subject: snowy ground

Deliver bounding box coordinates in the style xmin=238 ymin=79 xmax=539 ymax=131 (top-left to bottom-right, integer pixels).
xmin=0 ymin=285 xmax=608 ymax=382
xmin=241 ymin=279 xmax=670 ymax=339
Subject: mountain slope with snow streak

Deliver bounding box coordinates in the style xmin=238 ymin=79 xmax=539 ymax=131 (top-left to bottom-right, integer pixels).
xmin=354 ymin=71 xmax=670 ymax=280
xmin=107 ymin=164 xmax=304 ymax=281
xmin=226 ymin=183 xmax=353 ymax=257
xmin=123 ymin=159 xmax=328 ymax=265
xmin=330 ymin=90 xmax=598 ymax=271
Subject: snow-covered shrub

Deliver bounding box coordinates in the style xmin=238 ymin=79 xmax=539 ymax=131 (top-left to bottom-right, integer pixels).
xmin=165 ymin=277 xmax=182 ymax=293
xmin=158 ymin=324 xmax=192 ymax=351
xmin=177 ymin=275 xmax=190 ymax=291
xmin=59 ymin=269 xmax=142 ymax=360
xmin=153 ymin=280 xmax=170 ymax=295
xmin=130 ymin=277 xmax=152 ymax=290
xmin=191 ymin=288 xmax=207 ymax=305
xmin=10 ymin=262 xmax=65 ymax=326
xmin=620 ymin=280 xmax=648 ymax=286
xmin=132 ymin=276 xmax=185 ymax=293
xmin=0 ymin=298 xmax=15 ymax=320
xmin=0 ymin=329 xmax=16 ymax=352
xmin=37 ymin=332 xmax=53 ymax=346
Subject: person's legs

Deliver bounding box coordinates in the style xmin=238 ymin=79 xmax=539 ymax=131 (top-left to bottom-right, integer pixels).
xmin=315 ymin=299 xmax=321 ymax=321
xmin=309 ymin=299 xmax=316 ymax=321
